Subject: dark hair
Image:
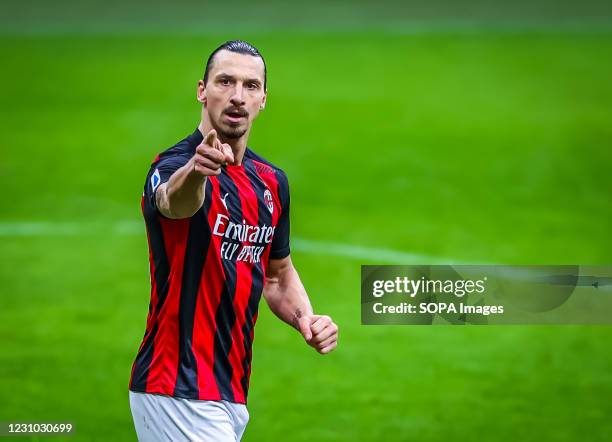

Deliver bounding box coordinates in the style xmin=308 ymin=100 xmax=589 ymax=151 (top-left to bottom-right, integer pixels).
xmin=203 ymin=40 xmax=267 ymax=90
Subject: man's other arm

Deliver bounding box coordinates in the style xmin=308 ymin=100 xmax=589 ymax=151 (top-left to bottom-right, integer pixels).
xmin=264 ymin=255 xmax=338 ymax=354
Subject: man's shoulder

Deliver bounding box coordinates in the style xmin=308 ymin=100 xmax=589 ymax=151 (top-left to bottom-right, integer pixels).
xmin=244 ymin=148 xmax=287 ymax=179
xmin=150 ymin=129 xmax=201 ymax=167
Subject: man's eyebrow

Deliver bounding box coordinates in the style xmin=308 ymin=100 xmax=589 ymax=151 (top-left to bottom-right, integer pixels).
xmin=214 ymin=72 xmax=235 ymax=79
xmin=214 ymin=72 xmax=262 ymax=84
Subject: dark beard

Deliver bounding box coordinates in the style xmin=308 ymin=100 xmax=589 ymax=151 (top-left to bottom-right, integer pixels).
xmin=220 ymin=126 xmax=247 ymax=140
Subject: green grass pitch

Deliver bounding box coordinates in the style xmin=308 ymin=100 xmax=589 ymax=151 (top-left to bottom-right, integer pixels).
xmin=1 ymin=5 xmax=611 ymax=441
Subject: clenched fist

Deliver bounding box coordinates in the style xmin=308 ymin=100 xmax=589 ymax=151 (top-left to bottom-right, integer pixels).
xmin=297 ymin=314 xmax=338 ymax=354
xmin=192 ymin=129 xmax=235 ymax=176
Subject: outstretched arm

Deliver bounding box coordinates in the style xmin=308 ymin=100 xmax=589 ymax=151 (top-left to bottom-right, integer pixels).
xmin=156 ymin=129 xmax=234 ymax=219
xmin=263 ymin=255 xmax=338 ymax=354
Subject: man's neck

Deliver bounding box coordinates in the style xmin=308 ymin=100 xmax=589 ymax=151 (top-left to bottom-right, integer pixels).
xmin=198 ymin=120 xmax=249 ymax=166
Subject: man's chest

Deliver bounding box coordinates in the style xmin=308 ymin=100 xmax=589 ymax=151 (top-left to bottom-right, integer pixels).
xmin=200 ymin=169 xmax=280 ymax=263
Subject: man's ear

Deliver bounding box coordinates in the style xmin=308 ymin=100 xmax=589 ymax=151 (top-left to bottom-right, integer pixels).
xmin=260 ymin=93 xmax=266 ymax=110
xmin=197 ymin=80 xmax=207 ymax=106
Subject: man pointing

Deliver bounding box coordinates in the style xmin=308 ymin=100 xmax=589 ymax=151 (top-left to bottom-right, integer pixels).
xmin=128 ymin=40 xmax=338 ymax=441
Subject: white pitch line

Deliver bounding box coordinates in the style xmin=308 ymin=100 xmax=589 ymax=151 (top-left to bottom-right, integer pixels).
xmin=0 ymin=220 xmax=461 ymax=264
xmin=292 ymin=238 xmax=462 ymax=264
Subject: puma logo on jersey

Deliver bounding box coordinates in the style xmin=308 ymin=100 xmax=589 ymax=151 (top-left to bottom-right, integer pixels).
xmin=220 ymin=192 xmax=229 ymax=211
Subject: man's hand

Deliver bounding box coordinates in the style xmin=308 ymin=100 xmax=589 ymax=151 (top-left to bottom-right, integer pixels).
xmin=296 ymin=314 xmax=338 ymax=354
xmin=192 ymin=129 xmax=235 ymax=176
xmin=155 ymin=129 xmax=235 ymax=219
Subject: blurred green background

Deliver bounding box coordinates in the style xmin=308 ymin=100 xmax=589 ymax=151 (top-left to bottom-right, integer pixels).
xmin=1 ymin=1 xmax=611 ymax=440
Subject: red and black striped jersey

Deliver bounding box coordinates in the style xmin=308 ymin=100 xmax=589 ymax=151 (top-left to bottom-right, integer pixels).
xmin=129 ymin=128 xmax=290 ymax=404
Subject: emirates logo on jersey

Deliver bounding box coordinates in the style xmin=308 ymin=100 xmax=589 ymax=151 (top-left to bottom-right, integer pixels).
xmin=264 ymin=189 xmax=274 ymax=214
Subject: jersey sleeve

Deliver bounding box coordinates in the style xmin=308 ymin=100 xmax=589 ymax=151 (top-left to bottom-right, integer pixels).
xmin=143 ymin=154 xmax=191 ymax=213
xmin=269 ymin=170 xmax=290 ymax=260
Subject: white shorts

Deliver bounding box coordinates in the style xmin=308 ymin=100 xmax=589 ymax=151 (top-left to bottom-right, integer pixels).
xmin=129 ymin=391 xmax=249 ymax=442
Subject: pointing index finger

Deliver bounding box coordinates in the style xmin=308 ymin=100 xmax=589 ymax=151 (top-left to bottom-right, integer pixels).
xmin=204 ymin=129 xmax=217 ymax=147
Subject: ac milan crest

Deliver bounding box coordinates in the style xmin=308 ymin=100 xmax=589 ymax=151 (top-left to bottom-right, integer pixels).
xmin=263 ymin=189 xmax=274 ymax=214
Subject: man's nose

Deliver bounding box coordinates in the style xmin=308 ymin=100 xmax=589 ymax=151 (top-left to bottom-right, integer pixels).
xmin=230 ymin=84 xmax=245 ymax=106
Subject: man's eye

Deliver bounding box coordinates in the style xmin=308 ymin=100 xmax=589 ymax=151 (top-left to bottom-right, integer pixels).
xmin=220 ymin=78 xmax=230 ymax=85
xmin=247 ymin=83 xmax=258 ymax=90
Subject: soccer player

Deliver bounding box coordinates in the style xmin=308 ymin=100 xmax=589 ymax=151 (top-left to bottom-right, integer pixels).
xmin=128 ymin=40 xmax=339 ymax=441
